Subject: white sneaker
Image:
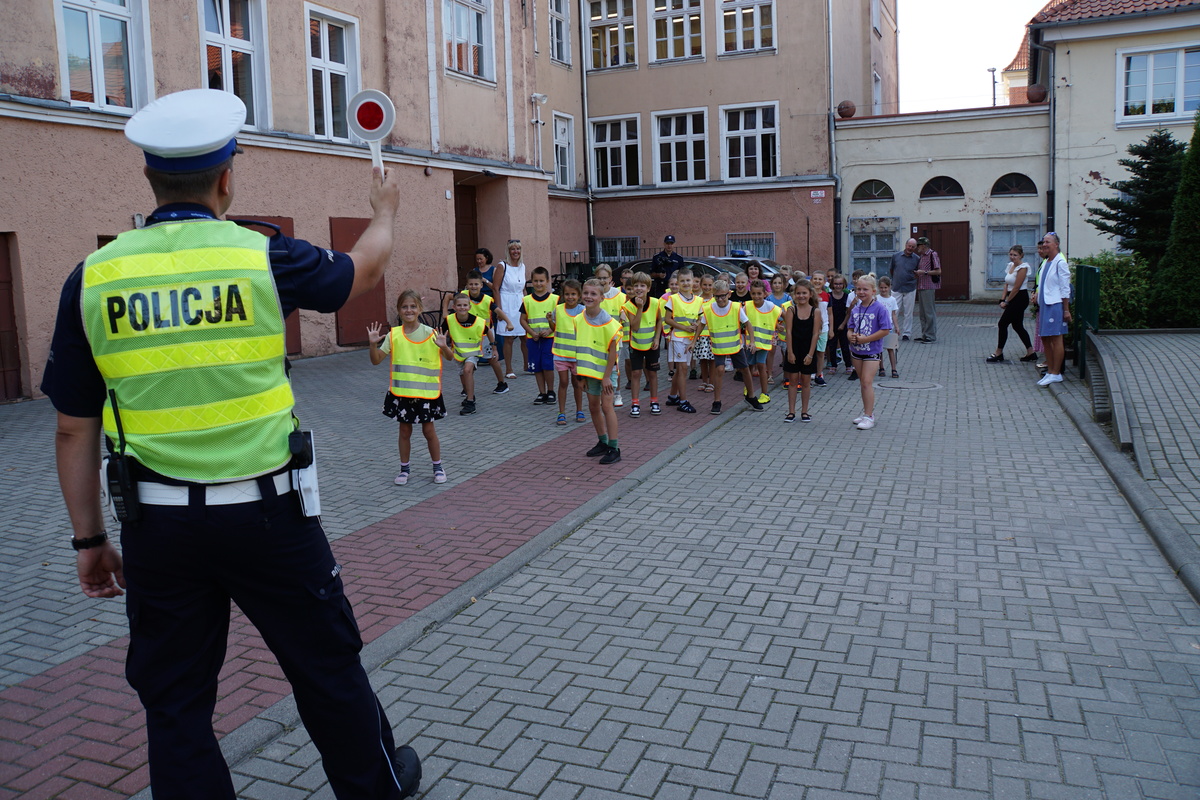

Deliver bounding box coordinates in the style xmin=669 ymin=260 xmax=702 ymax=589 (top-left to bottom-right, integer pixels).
xmin=856 ymin=415 xmax=876 ymax=430
xmin=614 ymin=392 xmax=624 ymax=407
xmin=394 ymin=471 xmax=410 ymax=486
xmin=1037 ymin=373 xmax=1063 ymax=386
xmin=725 ymin=364 xmax=733 ymax=372
xmin=853 ymin=414 xmax=866 ymax=426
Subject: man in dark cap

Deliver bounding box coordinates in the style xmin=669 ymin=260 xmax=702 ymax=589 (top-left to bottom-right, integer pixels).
xmin=913 ymin=236 xmax=941 ymax=343
xmin=651 ymin=234 xmax=686 ymax=293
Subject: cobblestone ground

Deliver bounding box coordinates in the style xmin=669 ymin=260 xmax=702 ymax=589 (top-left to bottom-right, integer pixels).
xmin=1092 ymin=333 xmax=1200 ymax=554
xmin=227 ymin=309 xmax=1200 ymax=800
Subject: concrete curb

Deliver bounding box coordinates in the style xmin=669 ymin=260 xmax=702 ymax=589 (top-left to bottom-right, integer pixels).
xmin=1051 ymin=383 xmax=1200 ymax=607
xmin=178 ymin=394 xmax=759 ymax=785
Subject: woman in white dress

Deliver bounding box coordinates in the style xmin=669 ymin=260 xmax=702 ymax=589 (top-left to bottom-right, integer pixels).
xmin=492 ymin=239 xmax=528 ymax=379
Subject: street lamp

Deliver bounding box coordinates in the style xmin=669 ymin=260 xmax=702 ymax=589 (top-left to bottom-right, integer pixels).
xmin=988 ymin=67 xmax=998 ymax=107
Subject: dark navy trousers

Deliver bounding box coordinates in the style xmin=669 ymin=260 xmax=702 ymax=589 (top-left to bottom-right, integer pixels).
xmin=121 ymin=493 xmax=404 ymax=799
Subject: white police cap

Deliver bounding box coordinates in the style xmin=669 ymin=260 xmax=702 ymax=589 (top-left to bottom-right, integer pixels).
xmin=125 ymin=89 xmax=246 ymax=173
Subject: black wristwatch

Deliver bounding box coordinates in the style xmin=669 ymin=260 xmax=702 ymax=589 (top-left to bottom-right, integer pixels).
xmin=71 ymin=532 xmax=109 ymax=551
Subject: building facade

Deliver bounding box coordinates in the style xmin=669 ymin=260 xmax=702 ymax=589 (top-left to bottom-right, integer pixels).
xmin=0 ymin=0 xmax=895 ymax=401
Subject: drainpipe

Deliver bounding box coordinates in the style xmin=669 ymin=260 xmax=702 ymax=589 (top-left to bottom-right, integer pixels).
xmin=503 ymin=0 xmax=516 ymax=161
xmin=1030 ymin=31 xmax=1055 ymax=235
xmin=826 ymin=0 xmax=842 ymax=272
xmin=578 ymin=5 xmax=595 ymax=261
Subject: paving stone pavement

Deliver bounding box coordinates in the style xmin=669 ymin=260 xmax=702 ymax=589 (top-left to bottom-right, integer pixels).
xmin=219 ymin=308 xmax=1200 ymax=800
xmin=1087 ymin=333 xmax=1200 ymax=553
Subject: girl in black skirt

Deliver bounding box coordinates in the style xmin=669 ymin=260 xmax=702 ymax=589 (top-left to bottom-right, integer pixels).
xmin=782 ymin=279 xmax=822 ymax=423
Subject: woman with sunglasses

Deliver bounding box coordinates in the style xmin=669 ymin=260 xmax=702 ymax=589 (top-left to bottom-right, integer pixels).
xmin=492 ymin=239 xmax=529 ymax=379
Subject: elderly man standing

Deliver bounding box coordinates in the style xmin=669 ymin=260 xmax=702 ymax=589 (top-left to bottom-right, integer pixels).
xmin=913 ymin=236 xmax=942 ymax=343
xmin=888 ymin=237 xmax=920 ymax=341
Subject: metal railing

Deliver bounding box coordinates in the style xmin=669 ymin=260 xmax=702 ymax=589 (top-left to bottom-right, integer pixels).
xmin=1073 ymin=264 xmax=1101 ymax=379
xmin=558 ymin=244 xmax=728 ymax=273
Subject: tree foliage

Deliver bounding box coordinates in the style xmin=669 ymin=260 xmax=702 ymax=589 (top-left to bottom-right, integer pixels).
xmin=1086 ymin=129 xmax=1186 ymax=273
xmin=1071 ymin=252 xmax=1148 ymax=329
xmin=1151 ymin=114 xmax=1200 ymax=328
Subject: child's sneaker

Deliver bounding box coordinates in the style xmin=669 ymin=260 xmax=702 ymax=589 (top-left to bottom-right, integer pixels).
xmin=856 ymin=415 xmax=876 ymax=430
xmin=649 ymin=402 xmax=662 ymax=415
xmin=493 ymin=382 xmax=509 ymax=394
xmin=852 ymin=414 xmax=866 ymax=425
xmin=666 ymin=394 xmax=680 ymax=406
xmin=710 ymin=401 xmax=722 ymax=415
xmin=394 ymin=470 xmax=410 ymax=486
xmin=546 ymin=390 xmax=557 ymax=403
xmin=433 ymin=465 xmax=448 ymax=483
xmin=629 ymin=402 xmax=641 ymax=417
xmin=743 ymin=394 xmax=764 ymax=411
xmin=586 ymin=440 xmax=609 ymax=457
xmin=677 ymin=400 xmax=697 ymax=413
xmin=814 ymin=375 xmax=827 ymax=387
xmin=613 ymin=392 xmax=624 ymax=407
xmin=757 ymin=393 xmax=770 ymax=404
xmin=459 ymin=400 xmax=477 ymax=415
xmin=599 ymin=446 xmax=622 ymax=465
xmin=848 ymin=370 xmax=858 ymax=382
xmin=689 ymin=368 xmax=698 ymax=380
xmin=533 ymin=393 xmax=548 ymax=404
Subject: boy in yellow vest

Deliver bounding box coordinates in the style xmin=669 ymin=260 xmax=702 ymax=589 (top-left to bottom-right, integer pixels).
xmin=444 ymin=292 xmax=495 ymax=416
xmin=463 ymin=269 xmax=514 ymax=395
xmin=663 ymin=268 xmax=702 ymax=413
xmin=520 ymin=266 xmax=558 ymax=406
xmin=745 ymin=281 xmax=782 ymax=404
xmin=577 ymin=279 xmax=622 ymax=464
xmin=700 ymin=278 xmax=762 ymax=413
xmin=623 ymin=271 xmax=662 ymax=416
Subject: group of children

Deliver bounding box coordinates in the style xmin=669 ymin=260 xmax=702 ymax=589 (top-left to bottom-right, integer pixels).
xmin=367 ymin=263 xmax=901 ymax=484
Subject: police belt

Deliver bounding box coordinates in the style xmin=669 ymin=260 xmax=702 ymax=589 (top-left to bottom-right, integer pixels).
xmin=137 ymin=472 xmax=292 ymax=506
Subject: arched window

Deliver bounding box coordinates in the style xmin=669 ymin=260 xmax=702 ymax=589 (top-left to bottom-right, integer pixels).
xmin=920 ymin=176 xmax=964 ymax=199
xmin=990 ymin=173 xmax=1037 ymax=196
xmin=851 ymin=179 xmax=894 ymax=202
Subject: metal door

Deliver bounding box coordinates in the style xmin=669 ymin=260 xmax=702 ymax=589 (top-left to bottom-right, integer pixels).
xmin=911 ymin=221 xmax=970 ymax=300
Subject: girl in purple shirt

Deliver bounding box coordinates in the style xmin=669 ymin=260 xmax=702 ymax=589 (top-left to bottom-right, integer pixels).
xmin=847 ymin=275 xmax=892 ymax=430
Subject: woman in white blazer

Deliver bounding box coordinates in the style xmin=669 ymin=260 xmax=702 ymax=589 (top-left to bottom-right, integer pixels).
xmin=1031 ymin=232 xmax=1071 ymax=386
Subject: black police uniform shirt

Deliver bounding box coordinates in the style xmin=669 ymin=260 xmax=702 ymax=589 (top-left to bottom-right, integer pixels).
xmin=42 ymin=203 xmax=355 ymax=419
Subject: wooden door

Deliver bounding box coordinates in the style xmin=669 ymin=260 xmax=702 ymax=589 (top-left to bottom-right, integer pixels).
xmin=234 ymin=216 xmax=302 ymax=355
xmin=0 ymin=235 xmax=21 ymax=400
xmin=911 ymin=221 xmax=970 ymax=300
xmin=331 ymin=217 xmax=386 ymax=346
xmin=454 ymin=185 xmax=478 ymax=287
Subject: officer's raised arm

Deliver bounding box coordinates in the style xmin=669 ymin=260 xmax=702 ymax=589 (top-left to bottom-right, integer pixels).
xmin=346 ymin=166 xmax=402 ymax=301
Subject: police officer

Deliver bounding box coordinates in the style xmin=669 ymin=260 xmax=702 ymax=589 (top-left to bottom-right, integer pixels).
xmin=43 ymin=89 xmax=421 ymax=799
xmin=650 ymin=234 xmax=685 ymax=295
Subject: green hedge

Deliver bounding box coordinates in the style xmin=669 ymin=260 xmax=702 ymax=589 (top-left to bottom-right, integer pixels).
xmin=1070 ymin=252 xmax=1149 ymax=330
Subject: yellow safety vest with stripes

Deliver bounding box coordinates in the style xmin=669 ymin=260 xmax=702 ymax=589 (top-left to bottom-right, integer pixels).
xmin=446 ymin=313 xmax=486 ymax=362
xmin=389 ymin=325 xmax=442 ymax=398
xmin=522 ymin=292 xmax=558 ymax=337
xmin=745 ymin=301 xmax=782 ymax=351
xmin=703 ymin=301 xmax=745 ymax=355
xmin=467 ymin=292 xmax=493 ymax=321
xmin=600 ymin=290 xmax=627 ymax=342
xmin=622 ymin=296 xmax=661 ymax=351
xmin=552 ymin=303 xmax=583 ymax=360
xmin=573 ymin=312 xmax=621 ymax=379
xmin=668 ymin=294 xmax=703 ymax=340
xmin=80 ymin=219 xmax=293 ymax=483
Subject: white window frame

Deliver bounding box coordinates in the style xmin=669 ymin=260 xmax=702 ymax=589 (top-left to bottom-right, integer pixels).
xmin=983 ymin=213 xmax=1041 ymax=289
xmin=588 ymin=0 xmax=637 ymax=70
xmin=200 ymin=0 xmax=270 ymax=129
xmin=872 ymin=70 xmax=882 ymax=115
xmin=549 ymin=0 xmax=570 ymax=65
xmin=55 ymin=0 xmax=152 ymax=113
xmin=719 ymin=0 xmax=774 ymax=56
xmin=596 ymin=235 xmax=640 ymax=264
xmin=650 ymin=0 xmax=704 ymax=63
xmin=553 ymin=112 xmax=575 ymax=188
xmin=720 ymin=101 xmax=779 ymax=182
xmin=652 ymin=107 xmax=708 ymax=186
xmin=727 ymin=232 xmax=775 ymax=260
xmin=305 ymin=4 xmax=360 ymax=142
xmin=443 ymin=0 xmax=493 ymax=81
xmin=590 ymin=114 xmax=641 ymax=190
xmin=849 ymin=229 xmax=897 ymax=277
xmin=1115 ymin=42 xmax=1200 ymax=126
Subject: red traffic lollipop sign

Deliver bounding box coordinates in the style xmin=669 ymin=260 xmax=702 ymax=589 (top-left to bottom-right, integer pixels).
xmin=347 ymin=89 xmax=395 ymax=172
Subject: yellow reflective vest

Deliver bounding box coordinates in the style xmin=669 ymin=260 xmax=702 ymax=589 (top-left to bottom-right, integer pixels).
xmin=522 ymin=292 xmax=558 ymax=337
xmin=668 ymin=294 xmax=703 ymax=340
xmin=552 ymin=303 xmax=583 ymax=360
xmin=388 ymin=324 xmax=442 ymax=399
xmin=622 ymin=296 xmax=661 ymax=351
xmin=80 ymin=219 xmax=293 ymax=483
xmin=703 ymin=301 xmax=745 ymax=355
xmin=446 ymin=313 xmax=486 ymax=362
xmin=745 ymin=301 xmax=782 ymax=351
xmin=573 ymin=311 xmax=621 ymax=379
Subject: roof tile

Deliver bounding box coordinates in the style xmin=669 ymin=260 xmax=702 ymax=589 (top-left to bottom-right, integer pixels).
xmin=1032 ymin=0 xmax=1200 ymax=24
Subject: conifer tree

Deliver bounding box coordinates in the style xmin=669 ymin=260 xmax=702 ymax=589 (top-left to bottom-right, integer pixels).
xmin=1150 ymin=115 xmax=1200 ymax=327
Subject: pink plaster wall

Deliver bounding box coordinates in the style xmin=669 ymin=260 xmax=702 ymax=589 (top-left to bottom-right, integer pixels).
xmin=591 ymin=187 xmax=835 ymax=272
xmin=548 ymin=196 xmax=589 ymax=270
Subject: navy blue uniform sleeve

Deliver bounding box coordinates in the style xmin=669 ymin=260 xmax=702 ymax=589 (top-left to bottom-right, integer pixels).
xmin=268 ymin=234 xmax=355 ymax=316
xmin=41 ymin=264 xmax=107 ymax=417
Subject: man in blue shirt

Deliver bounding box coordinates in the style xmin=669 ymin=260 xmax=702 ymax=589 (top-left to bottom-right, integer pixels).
xmin=888 ymin=237 xmax=919 ymax=340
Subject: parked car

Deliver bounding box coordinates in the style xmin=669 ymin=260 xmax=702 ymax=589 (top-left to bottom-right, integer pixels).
xmin=618 ymin=256 xmax=742 ymax=284
xmin=722 ymin=252 xmax=783 ymax=279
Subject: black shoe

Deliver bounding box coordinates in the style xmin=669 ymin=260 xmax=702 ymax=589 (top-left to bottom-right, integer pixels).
xmin=986 ymin=353 xmax=1004 ymax=363
xmin=533 ymin=393 xmax=548 ymax=404
xmin=666 ymin=394 xmax=680 ymax=406
xmin=744 ymin=393 xmax=763 ymax=411
xmin=393 ymin=745 xmax=422 ymax=799
xmin=814 ymin=376 xmax=827 ymax=387
xmin=624 ymin=381 xmax=632 ymax=390
xmin=599 ymin=446 xmax=622 ymax=465
xmin=901 ymin=334 xmax=910 ymax=341
xmin=586 ymin=440 xmax=610 ymax=457
xmin=710 ymin=401 xmax=722 ymax=415
xmin=689 ymin=369 xmax=698 ymax=380
xmin=459 ymin=400 xmax=477 ymax=415
xmin=733 ymin=372 xmax=743 ymax=382
xmin=493 ymin=382 xmax=509 ymax=394
xmin=877 ymin=369 xmax=885 ymax=377
xmin=1020 ymin=353 xmax=1039 ymax=362
xmin=848 ymin=370 xmax=858 ymax=381
xmin=546 ymin=391 xmax=557 ymax=403
xmin=677 ymin=400 xmax=697 ymax=413
xmin=915 ymin=336 xmax=932 ymax=343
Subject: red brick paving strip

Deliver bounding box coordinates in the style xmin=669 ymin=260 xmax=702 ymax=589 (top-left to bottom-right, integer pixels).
xmin=0 ymin=380 xmax=731 ymax=798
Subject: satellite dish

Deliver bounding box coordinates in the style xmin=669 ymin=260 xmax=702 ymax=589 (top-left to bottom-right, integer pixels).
xmin=347 ymin=89 xmax=396 ymax=172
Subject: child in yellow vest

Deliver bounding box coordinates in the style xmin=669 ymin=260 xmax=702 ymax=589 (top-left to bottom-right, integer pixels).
xmin=663 ymin=268 xmax=702 ymax=413
xmin=593 ymin=263 xmax=628 ymax=407
xmin=551 ymin=279 xmax=587 ymax=425
xmin=694 ymin=274 xmax=716 ymax=392
xmin=443 ymin=292 xmax=494 ymax=416
xmin=745 ymin=282 xmax=782 ymax=405
xmin=622 ymin=271 xmax=663 ymax=417
xmin=463 ymin=269 xmax=514 ymax=395
xmin=520 ymin=266 xmax=558 ymax=406
xmin=699 ymin=278 xmax=761 ymax=414
xmin=367 ymin=290 xmax=455 ymax=485
xmin=578 ymin=279 xmax=623 ymax=464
